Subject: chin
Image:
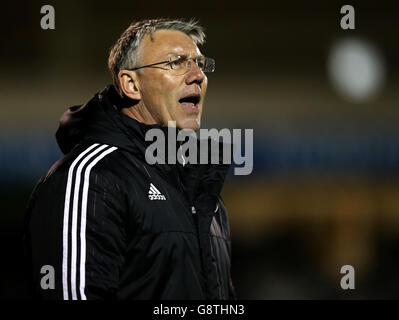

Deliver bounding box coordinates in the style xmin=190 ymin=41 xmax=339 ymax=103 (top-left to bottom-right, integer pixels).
xmin=177 ymin=118 xmax=201 ymax=131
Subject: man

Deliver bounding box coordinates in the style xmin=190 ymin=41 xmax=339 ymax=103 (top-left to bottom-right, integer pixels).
xmin=24 ymin=18 xmax=236 ymax=300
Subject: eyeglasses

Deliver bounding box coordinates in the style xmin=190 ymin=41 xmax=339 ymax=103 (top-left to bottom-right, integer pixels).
xmin=126 ymin=55 xmax=215 ymax=75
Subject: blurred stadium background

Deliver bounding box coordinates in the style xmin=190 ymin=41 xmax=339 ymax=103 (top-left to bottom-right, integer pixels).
xmin=1 ymin=0 xmax=399 ymax=299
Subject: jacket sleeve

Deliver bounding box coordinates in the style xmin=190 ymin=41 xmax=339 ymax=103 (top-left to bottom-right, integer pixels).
xmin=25 ymin=153 xmax=127 ymax=300
xmin=218 ymin=197 xmax=237 ymax=300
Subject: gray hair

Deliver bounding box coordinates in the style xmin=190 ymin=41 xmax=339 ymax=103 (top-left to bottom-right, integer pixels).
xmin=108 ymin=18 xmax=206 ymax=96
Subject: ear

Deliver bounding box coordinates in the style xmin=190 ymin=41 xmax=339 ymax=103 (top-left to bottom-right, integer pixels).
xmin=118 ymin=70 xmax=142 ymax=100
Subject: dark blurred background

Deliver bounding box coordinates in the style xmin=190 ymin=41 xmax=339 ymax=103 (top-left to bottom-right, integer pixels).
xmin=1 ymin=0 xmax=399 ymax=299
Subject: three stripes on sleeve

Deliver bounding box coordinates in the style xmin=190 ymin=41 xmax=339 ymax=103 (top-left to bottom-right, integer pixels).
xmin=62 ymin=143 xmax=118 ymax=300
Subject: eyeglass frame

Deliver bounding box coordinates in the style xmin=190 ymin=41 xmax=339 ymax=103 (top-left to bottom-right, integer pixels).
xmin=124 ymin=55 xmax=215 ymax=74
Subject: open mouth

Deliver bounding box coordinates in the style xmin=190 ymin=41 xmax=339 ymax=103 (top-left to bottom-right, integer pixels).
xmin=178 ymin=95 xmax=200 ymax=111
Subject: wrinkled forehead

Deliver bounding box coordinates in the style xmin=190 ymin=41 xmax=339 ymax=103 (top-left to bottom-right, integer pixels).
xmin=139 ymin=29 xmax=202 ymax=62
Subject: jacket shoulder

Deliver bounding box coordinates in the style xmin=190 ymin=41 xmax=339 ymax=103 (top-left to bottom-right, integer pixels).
xmin=26 ymin=143 xmax=127 ymax=222
xmin=49 ymin=143 xmax=121 ymax=177
xmin=30 ymin=143 xmax=125 ymax=201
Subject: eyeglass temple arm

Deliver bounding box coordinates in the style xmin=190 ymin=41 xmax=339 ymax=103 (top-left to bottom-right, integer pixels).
xmin=126 ymin=60 xmax=170 ymax=71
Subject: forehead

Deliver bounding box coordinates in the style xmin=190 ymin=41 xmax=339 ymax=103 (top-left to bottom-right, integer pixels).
xmin=139 ymin=29 xmax=202 ymax=62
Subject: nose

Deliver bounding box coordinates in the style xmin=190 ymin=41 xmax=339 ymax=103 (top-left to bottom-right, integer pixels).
xmin=185 ymin=60 xmax=205 ymax=85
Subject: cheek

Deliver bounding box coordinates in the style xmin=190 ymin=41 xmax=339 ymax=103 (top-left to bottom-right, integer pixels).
xmin=163 ymin=74 xmax=181 ymax=91
xmin=145 ymin=79 xmax=163 ymax=99
xmin=162 ymin=75 xmax=182 ymax=107
xmin=141 ymin=75 xmax=175 ymax=107
xmin=202 ymin=78 xmax=208 ymax=96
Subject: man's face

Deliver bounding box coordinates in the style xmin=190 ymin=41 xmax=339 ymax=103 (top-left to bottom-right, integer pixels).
xmin=135 ymin=29 xmax=208 ymax=130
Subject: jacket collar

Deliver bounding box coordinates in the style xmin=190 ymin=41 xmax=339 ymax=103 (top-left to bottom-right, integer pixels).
xmin=56 ymin=85 xmax=230 ymax=204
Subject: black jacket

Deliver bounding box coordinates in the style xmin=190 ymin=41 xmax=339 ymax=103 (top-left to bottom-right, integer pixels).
xmin=24 ymin=85 xmax=236 ymax=300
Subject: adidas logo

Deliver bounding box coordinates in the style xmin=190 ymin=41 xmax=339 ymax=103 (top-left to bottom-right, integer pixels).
xmin=148 ymin=183 xmax=166 ymax=200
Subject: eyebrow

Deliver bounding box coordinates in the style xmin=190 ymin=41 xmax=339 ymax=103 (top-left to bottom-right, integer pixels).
xmin=167 ymin=53 xmax=204 ymax=60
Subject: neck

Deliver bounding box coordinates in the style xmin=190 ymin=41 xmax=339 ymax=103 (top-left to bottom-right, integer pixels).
xmin=122 ymin=103 xmax=159 ymax=126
